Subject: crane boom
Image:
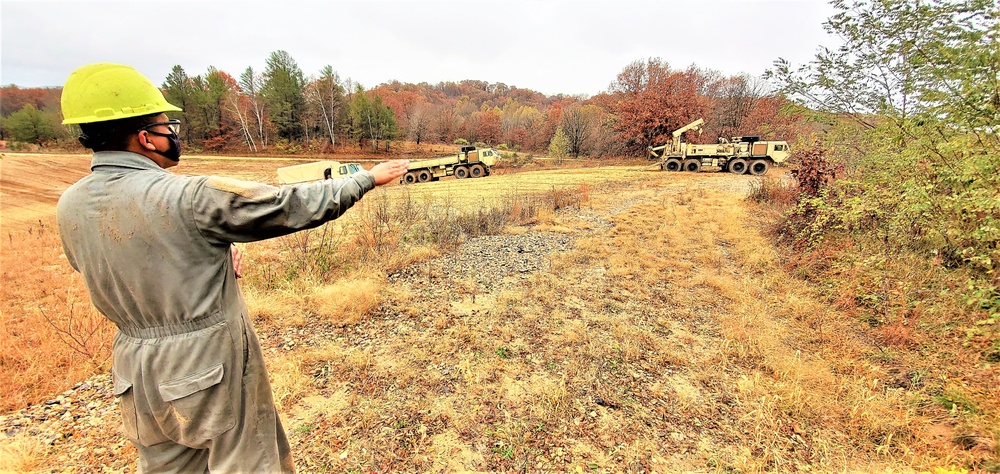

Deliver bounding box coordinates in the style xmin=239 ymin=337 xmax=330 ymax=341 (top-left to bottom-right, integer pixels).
xmin=671 ymin=119 xmax=704 ymax=152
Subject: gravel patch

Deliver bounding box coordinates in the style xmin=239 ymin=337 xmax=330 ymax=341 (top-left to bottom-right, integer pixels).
xmin=0 ymin=374 xmax=118 ymax=449
xmin=389 ymin=231 xmax=576 ymax=294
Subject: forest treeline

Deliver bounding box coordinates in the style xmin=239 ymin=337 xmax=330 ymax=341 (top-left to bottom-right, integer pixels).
xmin=0 ymin=55 xmax=799 ymax=158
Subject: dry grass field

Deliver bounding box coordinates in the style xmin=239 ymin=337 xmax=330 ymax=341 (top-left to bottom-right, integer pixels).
xmin=0 ymin=152 xmax=994 ymax=472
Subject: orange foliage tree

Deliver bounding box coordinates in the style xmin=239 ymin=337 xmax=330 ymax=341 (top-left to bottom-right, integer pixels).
xmin=606 ymin=59 xmax=710 ymax=154
xmin=0 ymin=86 xmax=59 ymax=117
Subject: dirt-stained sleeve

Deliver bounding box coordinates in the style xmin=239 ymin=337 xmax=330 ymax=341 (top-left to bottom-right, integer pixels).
xmin=189 ymin=171 xmax=377 ymax=245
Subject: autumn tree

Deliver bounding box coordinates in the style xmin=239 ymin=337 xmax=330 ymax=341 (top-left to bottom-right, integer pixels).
xmin=706 ymin=73 xmax=768 ymax=139
xmin=560 ymin=103 xmax=602 ymax=157
xmin=431 ymin=104 xmax=461 ymax=143
xmin=608 ymin=58 xmax=709 ymax=154
xmin=200 ymin=69 xmax=242 ymax=150
xmin=0 ymin=86 xmax=59 ymax=117
xmin=500 ymin=100 xmax=544 ymax=151
xmin=371 ymin=83 xmax=427 ymax=142
xmin=409 ymin=102 xmax=432 ymax=145
xmin=534 ymin=103 xmax=563 ymax=152
xmin=469 ymin=105 xmax=502 ymax=145
xmin=770 ymin=0 xmax=998 ymax=146
xmin=741 ymin=96 xmax=802 ymax=144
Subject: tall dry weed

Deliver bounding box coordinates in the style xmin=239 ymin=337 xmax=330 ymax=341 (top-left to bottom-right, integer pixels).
xmin=0 ymin=437 xmax=47 ymax=472
xmin=1 ymin=219 xmax=111 ymax=411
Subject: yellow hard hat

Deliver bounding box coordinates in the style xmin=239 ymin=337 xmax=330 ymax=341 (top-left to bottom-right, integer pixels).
xmin=61 ymin=63 xmax=181 ymax=125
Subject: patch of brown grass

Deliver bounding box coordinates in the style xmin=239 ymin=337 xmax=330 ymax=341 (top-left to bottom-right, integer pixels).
xmin=309 ymin=277 xmax=382 ymax=326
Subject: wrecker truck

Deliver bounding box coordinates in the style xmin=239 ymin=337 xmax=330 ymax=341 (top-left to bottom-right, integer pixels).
xmin=401 ymin=146 xmax=500 ymax=184
xmin=647 ymin=119 xmax=791 ymax=175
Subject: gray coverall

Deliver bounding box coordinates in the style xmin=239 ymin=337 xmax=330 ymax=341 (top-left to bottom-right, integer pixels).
xmin=57 ymin=151 xmax=376 ymax=472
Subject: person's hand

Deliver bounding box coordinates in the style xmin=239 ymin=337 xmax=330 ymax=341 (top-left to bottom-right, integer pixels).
xmin=369 ymin=160 xmax=410 ymax=186
xmin=231 ymin=244 xmax=244 ymax=279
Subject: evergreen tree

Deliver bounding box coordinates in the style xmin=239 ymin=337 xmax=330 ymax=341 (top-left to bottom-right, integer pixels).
xmin=349 ymin=85 xmax=397 ymax=152
xmin=262 ymin=50 xmax=307 ymax=141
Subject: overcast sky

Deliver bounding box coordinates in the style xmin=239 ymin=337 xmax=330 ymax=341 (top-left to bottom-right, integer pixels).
xmin=2 ymin=0 xmax=838 ymax=97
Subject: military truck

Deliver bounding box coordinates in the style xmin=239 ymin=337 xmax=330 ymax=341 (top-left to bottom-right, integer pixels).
xmin=401 ymin=146 xmax=500 ymax=184
xmin=647 ymin=119 xmax=791 ymax=175
xmin=276 ymin=160 xmax=363 ymax=184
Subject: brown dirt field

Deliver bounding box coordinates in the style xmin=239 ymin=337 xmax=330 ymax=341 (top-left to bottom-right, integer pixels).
xmin=1 ymin=154 xmax=92 ymax=228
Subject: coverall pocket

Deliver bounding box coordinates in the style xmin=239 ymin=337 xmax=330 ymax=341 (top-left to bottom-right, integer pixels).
xmin=112 ymin=373 xmax=139 ymax=441
xmin=157 ymin=363 xmax=235 ymax=447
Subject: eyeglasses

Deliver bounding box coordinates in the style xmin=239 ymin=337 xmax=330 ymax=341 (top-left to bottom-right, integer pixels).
xmin=138 ymin=119 xmax=181 ymax=137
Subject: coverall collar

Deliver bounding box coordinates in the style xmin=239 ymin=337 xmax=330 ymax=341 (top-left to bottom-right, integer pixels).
xmin=91 ymin=150 xmax=168 ymax=173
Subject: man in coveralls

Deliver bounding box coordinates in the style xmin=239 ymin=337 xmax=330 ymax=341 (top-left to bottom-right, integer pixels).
xmin=56 ymin=63 xmax=409 ymax=472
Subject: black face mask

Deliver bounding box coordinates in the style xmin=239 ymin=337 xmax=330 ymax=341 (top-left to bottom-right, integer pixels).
xmin=148 ymin=131 xmax=182 ymax=162
xmin=138 ymin=119 xmax=183 ymax=162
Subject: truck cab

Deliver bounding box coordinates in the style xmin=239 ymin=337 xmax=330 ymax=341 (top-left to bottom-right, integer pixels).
xmin=766 ymin=142 xmax=791 ymax=164
xmin=465 ymin=147 xmax=501 ymax=167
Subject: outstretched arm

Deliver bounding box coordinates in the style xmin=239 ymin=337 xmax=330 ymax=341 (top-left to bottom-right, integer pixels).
xmin=192 ymin=160 xmax=412 ymax=245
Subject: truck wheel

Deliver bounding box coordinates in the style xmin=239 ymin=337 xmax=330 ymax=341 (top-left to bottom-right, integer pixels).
xmin=418 ymin=170 xmax=431 ymax=183
xmin=403 ymin=172 xmax=418 ymax=184
xmin=455 ymin=166 xmax=469 ymax=179
xmin=663 ymin=159 xmax=682 ymax=172
xmin=749 ymin=159 xmax=770 ymax=176
xmin=728 ymin=159 xmax=748 ymax=174
xmin=470 ymin=164 xmax=485 ymax=178
xmin=682 ymin=159 xmax=701 ymax=172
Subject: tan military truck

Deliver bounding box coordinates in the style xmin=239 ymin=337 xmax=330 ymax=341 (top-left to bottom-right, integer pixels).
xmin=647 ymin=119 xmax=791 ymax=175
xmin=276 ymin=160 xmax=364 ymax=184
xmin=401 ymin=146 xmax=500 ymax=184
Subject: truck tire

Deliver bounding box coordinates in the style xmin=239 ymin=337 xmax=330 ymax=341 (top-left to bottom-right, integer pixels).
xmin=728 ymin=159 xmax=748 ymax=174
xmin=470 ymin=164 xmax=485 ymax=178
xmin=682 ymin=159 xmax=701 ymax=173
xmin=749 ymin=159 xmax=770 ymax=176
xmin=455 ymin=166 xmax=469 ymax=179
xmin=403 ymin=172 xmax=418 ymax=184
xmin=418 ymin=170 xmax=431 ymax=183
xmin=663 ymin=159 xmax=682 ymax=172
